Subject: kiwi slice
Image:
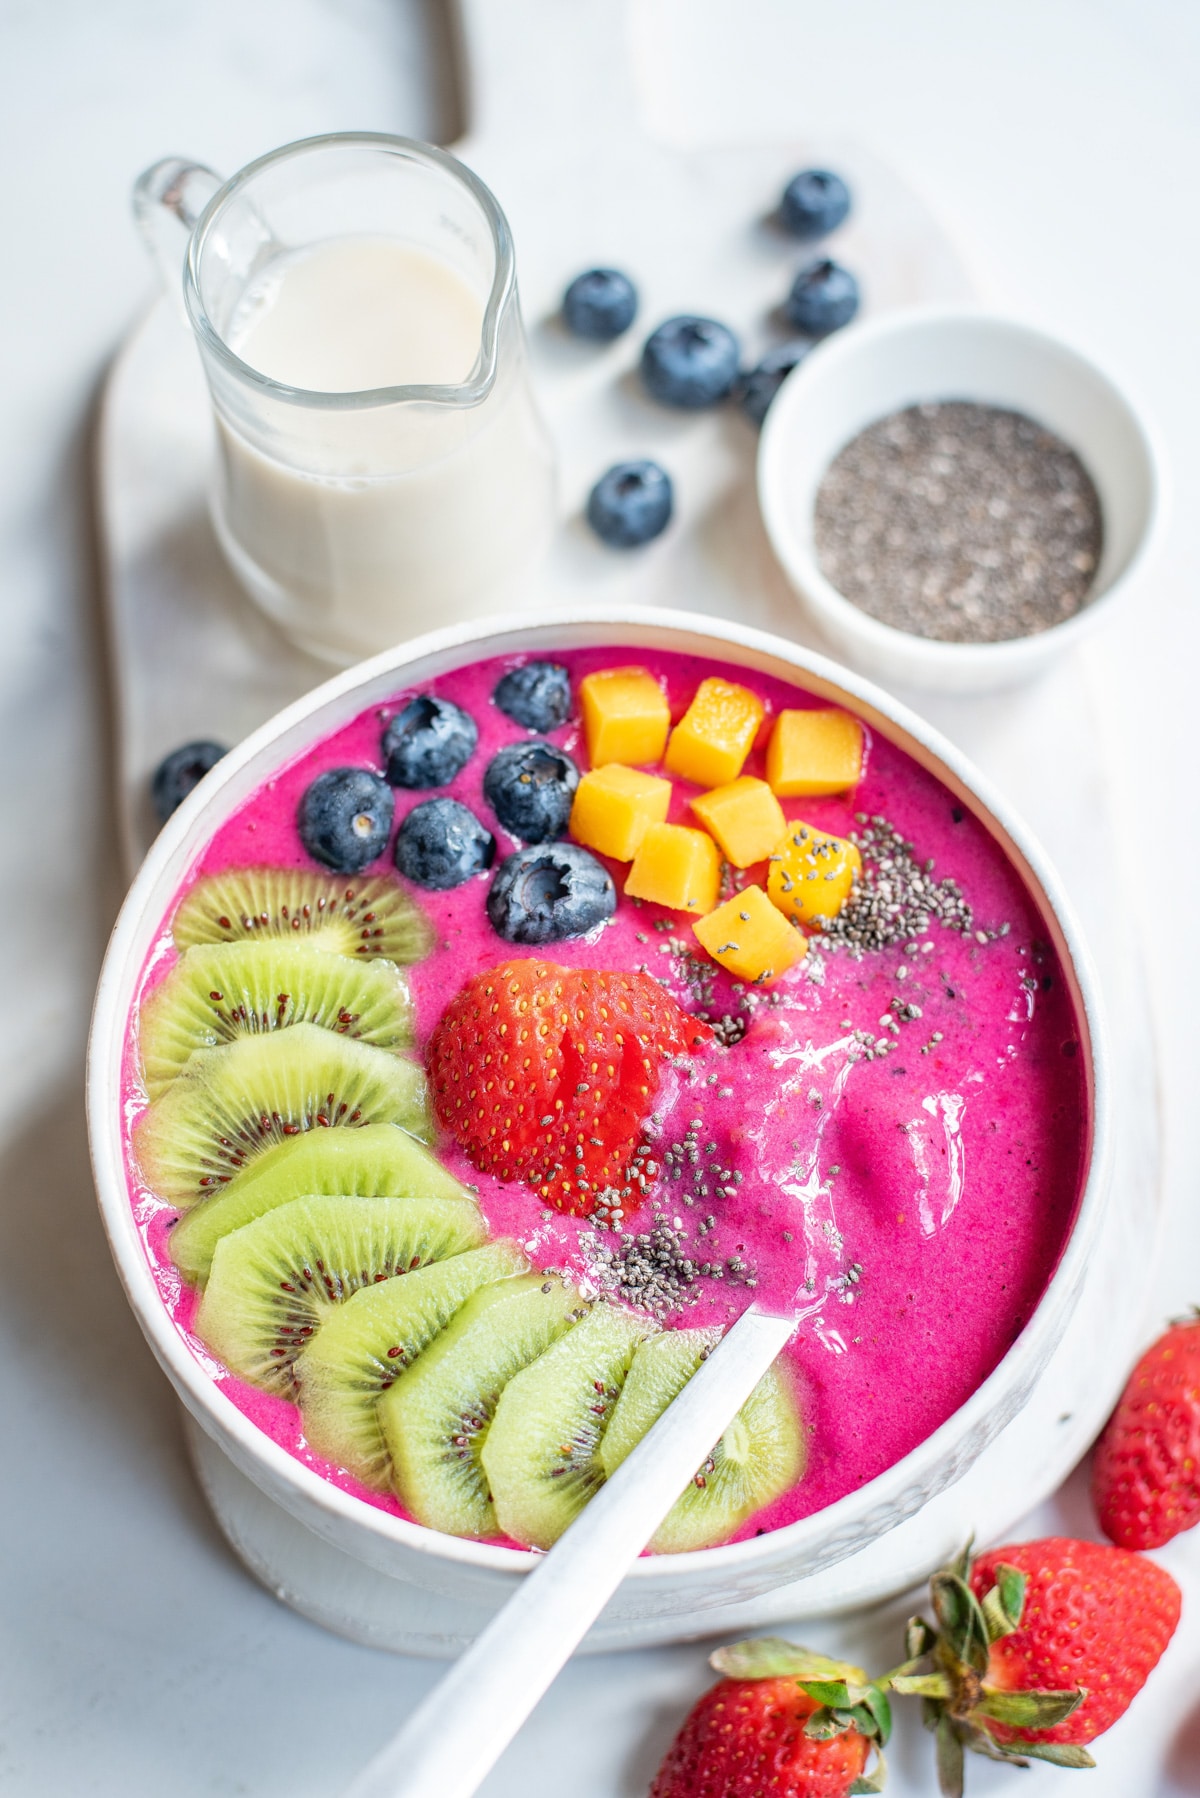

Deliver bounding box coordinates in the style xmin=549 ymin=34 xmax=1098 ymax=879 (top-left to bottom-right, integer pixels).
xmin=599 ymin=1330 xmax=806 ymax=1553
xmin=481 ymin=1303 xmax=652 ymax=1550
xmin=196 ymin=1192 xmax=486 ymax=1393
xmin=169 ymin=1122 xmax=471 ymax=1287
xmin=380 ymin=1276 xmax=589 ymax=1539
xmin=296 ymin=1241 xmax=527 ymax=1487
xmin=172 ymin=867 xmax=433 ymax=966
xmin=139 ymin=940 xmax=415 ymax=1099
xmin=133 ymin=1023 xmax=430 ymax=1207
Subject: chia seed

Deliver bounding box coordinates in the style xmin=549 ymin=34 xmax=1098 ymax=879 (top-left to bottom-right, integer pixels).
xmin=819 ymin=815 xmax=972 ymax=955
xmin=814 ymin=401 xmax=1103 ymax=643
xmin=580 ymin=1205 xmax=758 ymax=1319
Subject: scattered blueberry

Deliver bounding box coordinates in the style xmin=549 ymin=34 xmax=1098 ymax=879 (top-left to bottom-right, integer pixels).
xmin=299 ymin=768 xmax=393 ymax=873
xmin=640 ymin=315 xmax=740 ymax=408
xmin=483 ymin=742 xmax=580 ymax=843
xmin=562 ymin=268 xmax=638 ymax=341
xmin=382 ymin=695 xmax=477 ymax=789
xmin=780 ymin=169 xmax=851 ymax=241
xmin=737 ymin=340 xmax=814 ymax=426
xmin=586 ymin=460 xmax=673 ymax=548
xmin=151 ymin=740 xmax=228 ymax=823
xmin=784 ymin=258 xmax=860 ymax=336
xmin=394 ymin=798 xmax=495 ymax=890
xmin=487 ymin=843 xmax=616 ymax=944
xmin=493 ymin=662 xmax=572 ymax=732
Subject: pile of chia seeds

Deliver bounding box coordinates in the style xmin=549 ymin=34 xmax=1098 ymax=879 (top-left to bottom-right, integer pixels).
xmin=819 ymin=815 xmax=973 ymax=955
xmin=814 ymin=401 xmax=1103 ymax=643
xmin=580 ymin=1211 xmax=757 ymax=1319
xmin=580 ymin=1214 xmax=702 ymax=1317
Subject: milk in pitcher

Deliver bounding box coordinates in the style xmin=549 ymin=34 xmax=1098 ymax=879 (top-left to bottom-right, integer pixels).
xmin=212 ymin=235 xmax=554 ymax=662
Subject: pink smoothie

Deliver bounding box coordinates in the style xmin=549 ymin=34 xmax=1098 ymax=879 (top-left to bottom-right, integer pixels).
xmin=121 ymin=647 xmax=1087 ymax=1546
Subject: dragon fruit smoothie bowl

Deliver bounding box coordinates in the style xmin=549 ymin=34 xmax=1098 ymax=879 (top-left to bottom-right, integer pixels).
xmin=86 ymin=609 xmax=1109 ymax=1643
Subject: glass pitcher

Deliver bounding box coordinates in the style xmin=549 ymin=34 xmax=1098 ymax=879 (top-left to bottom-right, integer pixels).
xmin=134 ymin=133 xmax=557 ymax=665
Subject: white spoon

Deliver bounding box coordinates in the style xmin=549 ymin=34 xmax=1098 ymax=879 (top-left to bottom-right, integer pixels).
xmin=340 ymin=1302 xmax=795 ymax=1798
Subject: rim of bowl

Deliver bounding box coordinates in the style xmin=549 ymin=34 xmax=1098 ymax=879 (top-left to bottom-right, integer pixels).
xmin=87 ymin=605 xmax=1111 ymax=1582
xmin=758 ymin=305 xmax=1165 ymax=674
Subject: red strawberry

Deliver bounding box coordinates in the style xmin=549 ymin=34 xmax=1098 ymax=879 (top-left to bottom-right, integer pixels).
xmin=651 ymin=1679 xmax=870 ymax=1798
xmin=895 ymin=1536 xmax=1181 ymax=1792
xmin=427 ymin=959 xmax=711 ymax=1215
xmin=1092 ymin=1313 xmax=1200 ymax=1548
xmin=970 ymin=1539 xmax=1179 ymax=1745
xmin=650 ymin=1637 xmax=890 ymax=1798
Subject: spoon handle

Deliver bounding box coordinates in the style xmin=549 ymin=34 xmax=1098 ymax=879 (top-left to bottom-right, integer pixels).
xmin=341 ymin=1303 xmax=795 ymax=1798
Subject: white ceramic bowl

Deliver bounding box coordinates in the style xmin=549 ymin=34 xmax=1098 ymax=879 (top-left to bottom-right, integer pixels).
xmin=87 ymin=608 xmax=1111 ymax=1651
xmin=758 ymin=308 xmax=1162 ymax=694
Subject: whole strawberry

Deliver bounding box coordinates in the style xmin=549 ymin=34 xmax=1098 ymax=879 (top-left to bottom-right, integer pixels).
xmin=892 ymin=1537 xmax=1180 ymax=1794
xmin=970 ymin=1539 xmax=1179 ymax=1744
xmin=1092 ymin=1313 xmax=1200 ymax=1548
xmin=650 ymin=1638 xmax=888 ymax=1798
xmin=427 ymin=959 xmax=711 ymax=1215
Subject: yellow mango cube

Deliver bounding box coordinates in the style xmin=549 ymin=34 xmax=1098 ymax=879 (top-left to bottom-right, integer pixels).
xmin=570 ymin=765 xmax=672 ymax=862
xmin=580 ymin=667 xmax=670 ymax=768
xmin=693 ymin=885 xmax=807 ymax=985
xmin=625 ymin=823 xmax=722 ymax=914
xmin=767 ymin=821 xmax=862 ymax=926
xmin=690 ymin=777 xmax=787 ymax=869
xmin=664 ymin=678 xmax=764 ymax=788
xmin=766 ymin=708 xmax=864 ymax=797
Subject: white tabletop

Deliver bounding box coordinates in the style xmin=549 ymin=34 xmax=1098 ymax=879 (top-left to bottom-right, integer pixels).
xmin=2 ymin=3 xmax=1198 ymax=1794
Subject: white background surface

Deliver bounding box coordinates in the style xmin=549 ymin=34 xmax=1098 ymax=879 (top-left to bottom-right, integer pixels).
xmin=2 ymin=2 xmax=1199 ymax=1794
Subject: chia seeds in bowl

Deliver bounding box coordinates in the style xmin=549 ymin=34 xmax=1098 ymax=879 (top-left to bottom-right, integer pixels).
xmin=756 ymin=308 xmax=1160 ymax=694
xmin=814 ymin=401 xmax=1104 ymax=644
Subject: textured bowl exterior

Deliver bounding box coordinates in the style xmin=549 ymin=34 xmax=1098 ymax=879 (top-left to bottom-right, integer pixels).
xmin=86 ymin=608 xmax=1111 ymax=1632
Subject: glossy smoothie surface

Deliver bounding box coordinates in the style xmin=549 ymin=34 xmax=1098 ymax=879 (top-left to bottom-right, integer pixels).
xmin=123 ymin=646 xmax=1088 ymax=1544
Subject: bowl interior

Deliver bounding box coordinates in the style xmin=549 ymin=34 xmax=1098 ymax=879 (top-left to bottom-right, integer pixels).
xmin=87 ymin=608 xmax=1108 ymax=1588
xmin=761 ymin=309 xmax=1157 ymax=625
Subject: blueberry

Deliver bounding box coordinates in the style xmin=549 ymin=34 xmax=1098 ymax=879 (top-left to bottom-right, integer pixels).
xmin=483 ymin=742 xmax=580 ymax=843
xmin=299 ymin=768 xmax=393 ymax=873
xmin=737 ymin=340 xmax=815 ymax=426
xmin=151 ymin=740 xmax=228 ymax=823
xmin=780 ymin=169 xmax=851 ymax=241
xmin=487 ymin=843 xmax=616 ymax=944
xmin=784 ymin=259 xmax=860 ymax=336
xmin=586 ymin=460 xmax=673 ymax=548
xmin=640 ymin=315 xmax=740 ymax=409
xmin=493 ymin=662 xmax=572 ymax=732
xmin=562 ymin=268 xmax=638 ymax=341
xmin=383 ymin=695 xmax=477 ymax=789
xmin=394 ymin=798 xmax=495 ymax=890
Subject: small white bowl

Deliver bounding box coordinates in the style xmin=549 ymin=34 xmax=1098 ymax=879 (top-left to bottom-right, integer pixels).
xmin=758 ymin=307 xmax=1163 ymax=693
xmin=87 ymin=607 xmax=1116 ymax=1653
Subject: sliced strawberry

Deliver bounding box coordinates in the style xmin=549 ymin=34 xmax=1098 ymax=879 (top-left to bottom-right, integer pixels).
xmin=427 ymin=960 xmax=711 ymax=1215
xmin=426 ymin=959 xmax=566 ymax=1188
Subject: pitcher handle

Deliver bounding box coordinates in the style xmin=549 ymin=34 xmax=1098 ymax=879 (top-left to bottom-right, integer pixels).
xmin=132 ymin=157 xmax=224 ymax=325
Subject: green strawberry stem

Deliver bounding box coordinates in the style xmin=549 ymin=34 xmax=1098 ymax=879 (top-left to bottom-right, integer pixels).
xmin=849 ymin=1749 xmax=888 ymax=1796
xmin=706 ymin=1566 xmax=1097 ymax=1798
xmin=890 ymin=1541 xmax=1093 ymax=1796
xmin=708 ymin=1636 xmax=894 ymax=1780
